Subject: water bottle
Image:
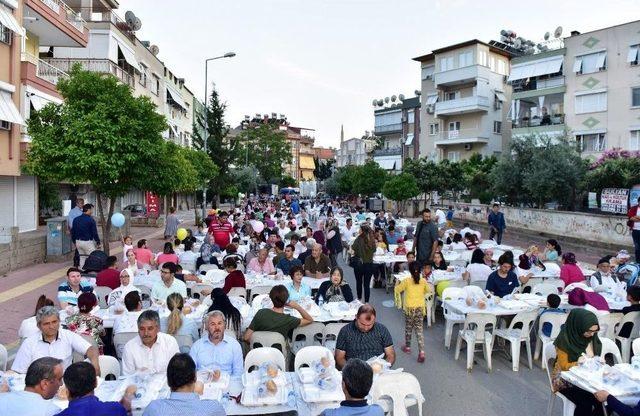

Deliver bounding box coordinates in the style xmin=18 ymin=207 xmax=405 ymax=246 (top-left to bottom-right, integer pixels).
xmin=257 ymin=383 xmax=268 ymax=398
xmin=317 ymin=378 xmax=337 ymax=391
xmin=318 ymin=297 xmax=324 ymax=307
xmin=286 ymin=390 xmax=297 ymax=408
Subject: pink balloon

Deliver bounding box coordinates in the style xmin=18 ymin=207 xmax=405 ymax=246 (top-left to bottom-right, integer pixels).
xmin=252 ymin=220 xmax=265 ymax=233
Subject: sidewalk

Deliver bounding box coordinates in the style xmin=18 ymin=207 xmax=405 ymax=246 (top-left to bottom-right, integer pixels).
xmin=0 ymin=211 xmax=194 ymax=349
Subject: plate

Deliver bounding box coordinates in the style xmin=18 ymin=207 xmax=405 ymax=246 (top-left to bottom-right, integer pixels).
xmin=240 ymin=384 xmax=288 ymax=406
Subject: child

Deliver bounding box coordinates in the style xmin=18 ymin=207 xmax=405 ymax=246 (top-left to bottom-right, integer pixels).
xmin=539 ymin=294 xmax=565 ymax=337
xmin=122 ymin=235 xmax=133 ymax=263
xmin=394 ymin=261 xmax=432 ymax=363
xmin=394 ymin=239 xmax=408 ymax=256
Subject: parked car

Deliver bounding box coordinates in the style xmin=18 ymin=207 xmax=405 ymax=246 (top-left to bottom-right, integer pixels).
xmin=123 ymin=204 xmax=147 ymax=217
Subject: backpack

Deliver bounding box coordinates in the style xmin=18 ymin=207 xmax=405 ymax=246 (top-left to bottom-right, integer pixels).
xmin=83 ymin=250 xmax=108 ymax=272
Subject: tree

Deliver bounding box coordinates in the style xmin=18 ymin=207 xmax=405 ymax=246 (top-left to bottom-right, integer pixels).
xmin=280 ymin=175 xmax=297 ymax=188
xmin=25 ymin=66 xmax=169 ymax=254
xmin=383 ymin=173 xmax=420 ymax=214
xmin=459 ymin=153 xmax=498 ymax=203
xmin=585 ymin=149 xmax=640 ymax=199
xmin=403 ymin=158 xmax=448 ymax=204
xmin=351 ymin=161 xmax=388 ymax=197
xmin=313 ymin=157 xmax=335 ymax=181
xmin=239 ymin=124 xmax=292 ymax=183
xmin=490 ymin=137 xmax=539 ymax=206
xmin=192 ymin=88 xmax=240 ymax=206
xmin=229 ymin=166 xmax=261 ymax=195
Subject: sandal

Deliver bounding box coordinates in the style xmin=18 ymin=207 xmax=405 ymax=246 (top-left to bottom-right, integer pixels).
xmin=417 ymin=351 xmax=425 ymax=363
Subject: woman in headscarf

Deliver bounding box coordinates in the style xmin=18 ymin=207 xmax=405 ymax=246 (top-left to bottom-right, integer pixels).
xmin=552 ymin=308 xmax=604 ymax=416
xmin=313 ymin=220 xmax=329 ymax=255
xmin=560 ymin=252 xmax=586 ymax=287
xmin=107 ymin=269 xmax=139 ymax=308
xmin=315 ymin=267 xmax=353 ymax=304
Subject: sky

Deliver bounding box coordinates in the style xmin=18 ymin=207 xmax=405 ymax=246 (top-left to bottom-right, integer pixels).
xmin=118 ymin=0 xmax=638 ymax=148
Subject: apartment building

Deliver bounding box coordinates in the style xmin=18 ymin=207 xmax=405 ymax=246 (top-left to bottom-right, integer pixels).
xmin=336 ymin=135 xmax=374 ymax=168
xmin=413 ymin=40 xmax=513 ymax=161
xmin=313 ymin=146 xmax=336 ymax=162
xmin=564 ymin=21 xmax=640 ymax=154
xmin=164 ymin=68 xmax=193 ymax=148
xmin=371 ymin=95 xmax=420 ymax=171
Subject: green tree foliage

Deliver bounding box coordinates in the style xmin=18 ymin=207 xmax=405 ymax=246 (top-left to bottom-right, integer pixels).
xmin=25 ymin=66 xmax=170 ymax=254
xmin=351 ymin=161 xmax=388 ymax=196
xmin=459 ymin=154 xmax=498 ymax=204
xmin=239 ymin=124 xmax=292 ymax=183
xmin=280 ymin=175 xmax=297 ymax=188
xmin=229 ymin=166 xmax=261 ymax=195
xmin=382 ymin=173 xmax=420 ymax=214
xmin=585 ymin=149 xmax=640 ymax=196
xmin=192 ymin=88 xmax=239 ymax=205
xmin=182 ymin=147 xmax=219 ymax=192
xmin=313 ymin=157 xmax=335 ymax=181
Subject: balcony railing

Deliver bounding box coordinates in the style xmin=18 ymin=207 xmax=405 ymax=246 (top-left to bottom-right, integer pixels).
xmin=74 ymin=8 xmax=135 ymax=41
xmin=435 ymin=95 xmax=490 ymax=116
xmin=373 ymin=147 xmax=402 ymax=156
xmin=512 ymin=114 xmax=565 ymax=128
xmin=435 ymin=127 xmax=489 ymax=144
xmin=513 ymin=76 xmax=565 ymax=93
xmin=39 ymin=0 xmax=87 ymax=32
xmin=36 ymin=57 xmax=69 ymax=85
xmin=41 ymin=58 xmax=134 ymax=87
xmin=434 ymin=64 xmax=490 ymax=87
xmin=374 ymin=123 xmax=402 ymax=134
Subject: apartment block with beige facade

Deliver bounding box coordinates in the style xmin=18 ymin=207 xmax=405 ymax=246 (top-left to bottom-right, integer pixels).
xmin=414 ymin=40 xmax=513 ymax=161
xmin=564 ymin=20 xmax=640 ymax=154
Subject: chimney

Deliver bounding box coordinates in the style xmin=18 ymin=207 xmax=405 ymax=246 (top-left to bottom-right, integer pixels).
xmin=570 ymin=30 xmax=581 ymax=36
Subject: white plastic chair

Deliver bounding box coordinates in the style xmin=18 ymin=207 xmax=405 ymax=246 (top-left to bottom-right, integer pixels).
xmin=322 ymin=322 xmax=348 ymax=352
xmin=173 ymin=333 xmax=194 ymax=354
xmin=425 ymin=292 xmax=435 ymax=327
xmin=532 ymin=283 xmax=560 ymax=297
xmin=442 ymin=287 xmax=465 ymax=349
xmin=293 ymin=345 xmax=334 ymax=372
xmin=99 ymin=355 xmax=121 ymax=379
xmin=250 ymin=331 xmax=289 ymax=354
xmin=291 ymin=322 xmax=324 ymax=355
xmin=600 ymin=337 xmax=623 ymax=364
xmin=0 ymin=343 xmax=7 ymax=371
xmin=545 ymin=279 xmax=565 ymax=293
xmin=494 ymin=310 xmax=538 ymax=371
xmin=562 ymin=282 xmax=591 ymax=294
xmin=113 ymin=332 xmax=138 ymax=359
xmin=632 ymin=338 xmax=640 ymax=357
xmin=597 ymin=312 xmax=622 ymax=340
xmin=249 ymin=286 xmax=272 ymax=301
xmin=534 ymin=312 xmax=568 ymax=369
xmin=543 ymin=262 xmax=561 ymax=276
xmin=469 ymin=280 xmax=487 ymax=290
xmin=198 ymin=264 xmax=219 ymax=275
xmin=615 ymin=311 xmax=640 ymax=362
xmin=245 ymin=347 xmax=286 ymax=372
xmin=191 ymin=284 xmax=214 ymax=300
xmin=93 ymin=286 xmax=112 ymax=308
xmin=522 ymin=278 xmax=543 ymax=293
xmin=370 ymin=372 xmax=424 ymax=416
xmin=454 ymin=312 xmax=496 ymax=372
xmin=228 ymin=287 xmax=247 ymax=299
xmin=544 ymin=343 xmax=576 ymax=416
xmin=251 ymin=294 xmax=271 ymax=310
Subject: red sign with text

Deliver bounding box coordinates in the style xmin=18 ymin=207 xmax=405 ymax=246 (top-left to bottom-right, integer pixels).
xmin=146 ymin=192 xmax=160 ymax=218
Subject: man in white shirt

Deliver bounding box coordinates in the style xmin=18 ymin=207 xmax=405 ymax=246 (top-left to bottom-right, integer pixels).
xmin=590 ymin=256 xmax=622 ymax=293
xmin=0 ymin=357 xmax=63 ymax=416
xmin=11 ymin=306 xmax=100 ymax=375
xmin=189 ymin=310 xmax=244 ymax=376
xmin=178 ymin=241 xmax=199 ymax=273
xmin=122 ymin=310 xmax=180 ymax=375
xmin=113 ymin=291 xmax=143 ymax=334
xmin=151 ymin=262 xmax=187 ymax=303
xmin=434 ymin=208 xmax=447 ymax=230
xmin=340 ymin=218 xmax=358 ymax=246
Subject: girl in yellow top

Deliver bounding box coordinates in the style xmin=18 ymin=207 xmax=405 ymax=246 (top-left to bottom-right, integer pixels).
xmin=394 ymin=261 xmax=433 ymax=363
xmin=552 ymin=308 xmax=604 ymax=416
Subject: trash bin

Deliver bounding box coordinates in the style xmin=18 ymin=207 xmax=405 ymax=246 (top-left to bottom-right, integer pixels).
xmin=45 ymin=217 xmax=71 ymax=257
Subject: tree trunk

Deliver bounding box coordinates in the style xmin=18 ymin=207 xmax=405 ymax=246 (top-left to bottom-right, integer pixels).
xmin=95 ymin=191 xmax=115 ymax=256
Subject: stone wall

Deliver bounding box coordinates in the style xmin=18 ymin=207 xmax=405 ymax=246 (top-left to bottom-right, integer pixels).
xmin=0 ymin=227 xmax=46 ymax=275
xmin=445 ymin=203 xmax=634 ymax=249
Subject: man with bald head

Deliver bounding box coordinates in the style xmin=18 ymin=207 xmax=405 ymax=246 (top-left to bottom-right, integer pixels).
xmin=304 ymin=243 xmax=331 ymax=279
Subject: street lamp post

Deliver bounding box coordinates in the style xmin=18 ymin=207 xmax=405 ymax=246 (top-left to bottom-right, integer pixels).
xmin=202 ymin=52 xmax=236 ymax=222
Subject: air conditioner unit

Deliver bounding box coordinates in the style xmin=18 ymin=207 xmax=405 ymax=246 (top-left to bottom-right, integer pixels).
xmin=426 ymin=105 xmax=434 ymax=114
xmin=464 ymin=144 xmax=472 ymax=151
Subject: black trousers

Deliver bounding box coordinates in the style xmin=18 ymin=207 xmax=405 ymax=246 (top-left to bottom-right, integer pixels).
xmin=73 ymin=248 xmax=80 ymax=267
xmin=354 ymin=262 xmax=375 ymax=303
xmin=560 ymin=386 xmax=604 ymax=416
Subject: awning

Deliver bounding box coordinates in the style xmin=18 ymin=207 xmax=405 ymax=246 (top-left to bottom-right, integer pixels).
xmin=166 ymin=85 xmax=187 ymax=111
xmin=426 ymin=94 xmax=438 ymax=105
xmin=0 ymin=90 xmax=24 ymax=125
xmin=301 ymin=170 xmax=314 ymax=180
xmin=508 ymin=55 xmax=563 ymax=82
xmin=405 ymin=133 xmax=414 ymax=146
xmin=299 ymin=156 xmax=316 ymax=170
xmin=115 ymin=40 xmax=139 ymax=70
xmin=628 ymin=46 xmax=639 ymax=63
xmin=375 ymin=159 xmax=396 ymax=170
xmin=27 ymin=87 xmax=62 ymax=111
xmin=494 ymin=91 xmax=507 ymax=102
xmin=0 ymin=5 xmax=24 ymax=36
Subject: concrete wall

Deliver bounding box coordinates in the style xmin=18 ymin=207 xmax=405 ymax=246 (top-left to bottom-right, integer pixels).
xmin=448 ymin=203 xmax=634 ymax=248
xmin=0 ymin=227 xmax=46 ymax=274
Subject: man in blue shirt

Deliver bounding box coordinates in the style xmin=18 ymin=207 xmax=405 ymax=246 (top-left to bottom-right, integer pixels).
xmin=67 ymin=198 xmax=84 ymax=267
xmin=0 ymin=357 xmax=63 ymax=416
xmin=71 ymin=204 xmax=101 ymax=269
xmin=320 ymin=358 xmax=383 ymax=416
xmin=277 ymin=244 xmax=302 ymax=275
xmin=189 ymin=310 xmax=244 ymax=376
xmin=56 ymin=361 xmax=129 ymax=416
xmin=487 ymin=203 xmax=506 ymax=245
xmin=143 ymin=353 xmax=225 ymax=416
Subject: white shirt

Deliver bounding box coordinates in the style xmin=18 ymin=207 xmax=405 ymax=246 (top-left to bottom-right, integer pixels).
xmin=18 ymin=316 xmax=39 ymax=339
xmin=178 ymin=250 xmax=199 ymax=272
xmin=113 ymin=310 xmax=143 ymax=334
xmin=465 ymin=263 xmax=492 ymax=282
xmin=151 ymin=278 xmax=187 ymax=302
xmin=122 ymin=332 xmax=180 ymax=375
xmin=340 ymin=226 xmax=358 ymax=242
xmin=0 ymin=390 xmax=60 ymax=416
xmin=11 ymin=329 xmax=91 ymax=373
xmin=450 ymin=242 xmax=467 ymax=250
xmin=435 ymin=209 xmax=446 ymax=226
xmin=590 ymin=273 xmax=620 ymax=293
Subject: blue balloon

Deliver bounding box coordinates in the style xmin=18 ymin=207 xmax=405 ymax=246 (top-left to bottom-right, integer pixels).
xmin=111 ymin=212 xmax=125 ymax=228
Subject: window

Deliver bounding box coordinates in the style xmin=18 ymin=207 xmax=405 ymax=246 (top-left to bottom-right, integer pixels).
xmin=374 ymin=111 xmax=402 ymax=129
xmin=429 ymin=123 xmax=439 ymax=135
xmin=150 ymin=75 xmax=159 ymax=95
xmin=576 ymin=133 xmax=606 ymax=152
xmin=632 ymin=87 xmax=640 ymax=107
xmin=575 ymin=91 xmax=607 ymax=114
xmin=421 ymin=65 xmax=435 ymax=80
xmin=439 ymin=56 xmax=454 ymax=72
xmin=478 ymin=50 xmax=488 ymax=67
xmin=0 ymin=120 xmax=9 ymax=130
xmin=448 ymin=121 xmax=460 ymax=131
xmin=447 ymin=151 xmax=461 ymax=162
xmin=573 ymin=51 xmax=607 ymax=74
xmin=497 ymin=60 xmax=507 ymax=76
xmin=489 ymin=56 xmax=496 ymax=72
xmin=0 ymin=23 xmax=11 ymax=45
xmin=493 ymin=121 xmax=502 ymax=134
xmin=139 ymin=65 xmax=148 ymax=87
xmin=630 ymin=130 xmax=640 ymax=151
xmin=458 ymin=51 xmax=473 ymax=68
xmin=628 ymin=45 xmax=639 ymax=65
xmin=407 ymin=111 xmax=415 ymax=124
xmin=445 ymin=91 xmax=459 ymax=101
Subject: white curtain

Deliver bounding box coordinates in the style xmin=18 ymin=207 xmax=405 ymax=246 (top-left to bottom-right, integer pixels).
xmin=538 ymin=96 xmax=545 ymax=113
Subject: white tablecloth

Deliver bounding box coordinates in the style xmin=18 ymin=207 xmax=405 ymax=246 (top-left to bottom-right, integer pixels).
xmin=561 ymin=364 xmax=640 ymax=405
xmin=443 ymin=299 xmax=538 ymax=316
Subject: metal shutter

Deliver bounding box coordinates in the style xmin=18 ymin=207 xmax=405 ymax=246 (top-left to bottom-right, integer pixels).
xmin=17 ymin=176 xmax=36 ymax=232
xmin=0 ymin=176 xmax=14 ymax=232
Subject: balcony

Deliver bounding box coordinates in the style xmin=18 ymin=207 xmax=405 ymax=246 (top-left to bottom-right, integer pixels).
xmin=36 ymin=57 xmax=69 ymax=85
xmin=435 ymin=95 xmax=490 ymax=117
xmin=41 ymin=58 xmax=135 ymax=88
xmin=374 ymin=123 xmax=402 ymax=134
xmin=71 ymin=7 xmax=137 ymax=42
xmin=23 ymin=0 xmax=88 ymax=47
xmin=512 ymin=116 xmax=566 ymax=138
xmin=434 ymin=128 xmax=489 ymax=146
xmin=434 ymin=64 xmax=490 ymax=88
xmin=373 ymin=147 xmax=402 ymax=156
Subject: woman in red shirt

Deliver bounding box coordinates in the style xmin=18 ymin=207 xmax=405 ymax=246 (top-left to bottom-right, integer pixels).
xmin=559 ymin=252 xmax=585 ymax=287
xmin=156 ymin=242 xmax=179 ymax=267
xmin=222 ymin=257 xmax=246 ymax=294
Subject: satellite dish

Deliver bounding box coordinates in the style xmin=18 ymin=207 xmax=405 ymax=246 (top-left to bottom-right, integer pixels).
xmin=125 ymin=11 xmax=136 ymax=26
xmin=391 ymin=95 xmax=397 ymax=102
xmin=150 ymin=45 xmax=159 ymax=55
xmin=372 ymin=99 xmax=378 ymax=106
xmin=399 ymin=94 xmax=405 ymax=100
xmin=500 ymin=35 xmax=509 ymax=43
xmin=377 ymin=99 xmax=383 ymax=106
xmin=500 ymin=29 xmax=507 ymax=36
xmin=554 ymin=26 xmax=563 ymax=38
xmin=414 ymin=90 xmax=421 ymax=96
xmin=544 ymin=32 xmax=550 ymax=41
xmin=384 ymin=97 xmax=390 ymax=103
xmin=132 ymin=17 xmax=142 ymax=31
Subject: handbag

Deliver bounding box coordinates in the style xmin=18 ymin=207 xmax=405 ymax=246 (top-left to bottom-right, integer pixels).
xmin=349 ymin=255 xmax=363 ymax=269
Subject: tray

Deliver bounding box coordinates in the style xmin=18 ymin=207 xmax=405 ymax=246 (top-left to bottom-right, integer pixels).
xmin=242 ymin=369 xmax=287 ymax=387
xmin=240 ymin=384 xmax=288 ymax=406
